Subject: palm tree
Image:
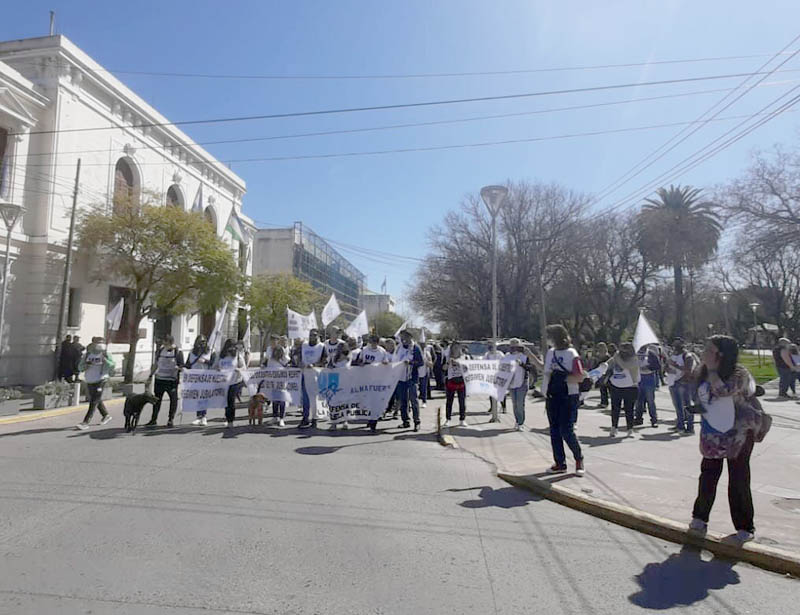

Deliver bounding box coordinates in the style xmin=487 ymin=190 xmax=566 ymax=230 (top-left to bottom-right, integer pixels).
xmin=637 ymin=185 xmax=722 ymax=338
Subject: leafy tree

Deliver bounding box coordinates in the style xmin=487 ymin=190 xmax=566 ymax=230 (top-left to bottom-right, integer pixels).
xmin=78 ymin=193 xmax=243 ymax=382
xmin=637 ymin=185 xmax=721 ymax=338
xmin=243 ymin=273 xmax=320 ymax=346
xmin=372 ymin=311 xmax=406 ymax=337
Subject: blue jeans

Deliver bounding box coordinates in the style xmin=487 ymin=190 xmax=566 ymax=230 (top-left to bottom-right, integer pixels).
xmin=778 ymin=367 xmax=795 ymax=397
xmin=397 ymin=378 xmax=419 ymax=424
xmin=510 ymin=385 xmax=527 ymax=426
xmin=546 ymin=393 xmax=583 ymax=466
xmin=670 ymin=381 xmax=693 ymax=431
xmin=418 ymin=375 xmax=429 ymax=402
xmin=636 ymin=373 xmax=658 ymax=424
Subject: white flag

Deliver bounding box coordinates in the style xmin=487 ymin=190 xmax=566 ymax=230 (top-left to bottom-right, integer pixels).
xmin=106 ymin=298 xmax=124 ymax=331
xmin=345 ymin=310 xmax=369 ymax=339
xmin=420 ymin=327 xmax=426 ymax=343
xmin=208 ymin=301 xmax=228 ymax=353
xmin=288 ymin=306 xmax=317 ymax=340
xmin=321 ymin=294 xmax=341 ymax=328
xmin=633 ymin=312 xmax=660 ymax=351
xmin=242 ymin=322 xmax=251 ymax=353
xmin=394 ymin=319 xmax=409 ymax=340
xmin=308 ymin=310 xmax=318 ymax=331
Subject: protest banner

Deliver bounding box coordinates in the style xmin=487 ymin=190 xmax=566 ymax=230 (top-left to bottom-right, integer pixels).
xmin=287 ymin=307 xmax=316 ymax=340
xmin=243 ymin=367 xmax=302 ymax=405
xmin=180 ymin=369 xmax=233 ymax=412
xmin=304 ymin=363 xmax=406 ymax=423
xmin=458 ymin=359 xmax=521 ymax=400
xmin=321 ymin=294 xmax=341 ymax=328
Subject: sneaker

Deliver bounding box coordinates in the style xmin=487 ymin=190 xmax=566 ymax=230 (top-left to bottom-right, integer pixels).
xmin=688 ymin=518 xmax=708 ymax=534
xmin=342 ymin=421 xmax=349 ymax=430
xmin=575 ymin=459 xmax=585 ymax=476
xmin=191 ymin=418 xmax=203 ymax=426
xmin=100 ymin=415 xmax=113 ymax=426
xmin=226 ymin=421 xmax=233 ymax=428
xmin=443 ymin=419 xmax=451 ymax=427
xmin=298 ymin=421 xmax=311 ymax=429
xmin=627 ymin=429 xmax=634 ymax=438
xmin=459 ymin=420 xmax=467 ymax=427
xmin=548 ymin=463 xmax=568 ymax=473
xmin=200 ymin=417 xmax=208 ymax=426
xmin=515 ymin=423 xmax=523 ymax=431
xmin=145 ymin=420 xmax=157 ymax=427
xmin=421 ymin=403 xmax=427 ymax=408
xmin=413 ymin=422 xmax=420 ymax=432
xmin=402 ymin=421 xmax=411 ymax=429
xmin=734 ymin=530 xmax=755 ymax=543
xmin=609 ymin=427 xmax=617 ymax=437
xmin=166 ymin=420 xmax=174 ymax=428
xmin=75 ymin=423 xmax=89 ymax=431
xmin=278 ymin=419 xmax=285 ymax=427
xmin=651 ymin=421 xmax=658 ymax=428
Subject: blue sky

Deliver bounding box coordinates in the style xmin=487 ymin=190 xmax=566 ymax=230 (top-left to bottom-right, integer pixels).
xmin=3 ymin=1 xmax=800 ymax=318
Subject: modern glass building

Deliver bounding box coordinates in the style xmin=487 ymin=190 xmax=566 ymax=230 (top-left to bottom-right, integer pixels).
xmin=253 ymin=222 xmax=365 ymax=319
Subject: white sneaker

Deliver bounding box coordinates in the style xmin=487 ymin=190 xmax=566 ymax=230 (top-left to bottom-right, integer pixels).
xmin=342 ymin=421 xmax=349 ymax=430
xmin=609 ymin=428 xmax=617 ymax=437
xmin=515 ymin=423 xmax=523 ymax=431
xmin=734 ymin=530 xmax=755 ymax=543
xmin=100 ymin=415 xmax=112 ymax=426
xmin=459 ymin=420 xmax=467 ymax=427
xmin=443 ymin=419 xmax=451 ymax=427
xmin=422 ymin=403 xmax=427 ymax=408
xmin=75 ymin=423 xmax=89 ymax=431
xmin=226 ymin=421 xmax=233 ymax=428
xmin=200 ymin=417 xmax=207 ymax=426
xmin=627 ymin=429 xmax=634 ymax=438
xmin=191 ymin=418 xmax=203 ymax=426
xmin=278 ymin=418 xmax=285 ymax=427
xmin=688 ymin=518 xmax=708 ymax=534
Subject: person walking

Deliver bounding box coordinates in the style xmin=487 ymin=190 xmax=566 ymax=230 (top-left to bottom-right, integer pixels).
xmin=213 ymin=338 xmax=247 ymax=428
xmin=593 ymin=342 xmax=611 ymax=408
xmin=145 ymin=334 xmax=184 ymax=428
xmin=185 ymin=335 xmax=215 ymax=426
xmin=298 ymin=328 xmax=328 ymax=430
xmin=75 ymin=337 xmax=115 ymax=430
xmin=357 ymin=334 xmax=390 ymax=432
xmin=773 ymin=337 xmax=796 ymax=400
xmin=542 ymin=325 xmax=585 ymax=475
xmin=443 ymin=341 xmax=468 ymax=427
xmin=606 ymin=342 xmax=641 ymax=438
xmin=635 ymin=343 xmax=661 ymax=427
xmin=666 ymin=338 xmax=697 ymax=433
xmin=505 ymin=339 xmax=533 ymax=431
xmin=394 ymin=329 xmax=424 ymax=431
xmin=689 ymin=335 xmax=766 ymax=542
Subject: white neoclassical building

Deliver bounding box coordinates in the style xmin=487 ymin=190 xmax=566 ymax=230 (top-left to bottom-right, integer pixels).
xmin=0 ymin=35 xmax=255 ymax=386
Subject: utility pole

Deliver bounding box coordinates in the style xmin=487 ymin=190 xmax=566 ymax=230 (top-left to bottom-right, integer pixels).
xmin=480 ymin=185 xmax=508 ymax=344
xmin=537 ymin=258 xmax=547 ymax=353
xmin=54 ymin=159 xmax=81 ymax=379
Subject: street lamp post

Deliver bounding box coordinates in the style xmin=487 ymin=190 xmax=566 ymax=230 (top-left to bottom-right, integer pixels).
xmin=480 ymin=185 xmax=508 ymax=344
xmin=0 ymin=202 xmax=24 ymax=360
xmin=720 ymin=291 xmax=731 ymax=335
xmin=749 ymin=302 xmax=761 ymax=367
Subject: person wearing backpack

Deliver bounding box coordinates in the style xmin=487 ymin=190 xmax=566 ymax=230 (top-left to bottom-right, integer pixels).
xmin=605 ymin=342 xmax=640 ymax=438
xmin=689 ymin=335 xmax=767 ymax=543
xmin=75 ymin=337 xmax=116 ymax=430
xmin=543 ymin=325 xmax=585 ymax=475
xmin=144 ymin=335 xmax=185 ymax=428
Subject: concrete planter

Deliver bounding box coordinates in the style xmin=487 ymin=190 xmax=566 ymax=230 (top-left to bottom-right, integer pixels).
xmin=33 ymin=392 xmax=74 ymax=410
xmin=0 ymin=400 xmax=18 ymax=417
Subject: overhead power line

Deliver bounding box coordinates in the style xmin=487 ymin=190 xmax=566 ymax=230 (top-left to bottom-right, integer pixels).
xmin=14 ymin=68 xmax=800 ymax=138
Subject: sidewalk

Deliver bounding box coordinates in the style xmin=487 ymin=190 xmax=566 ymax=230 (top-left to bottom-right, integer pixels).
xmin=429 ymin=387 xmax=800 ymax=555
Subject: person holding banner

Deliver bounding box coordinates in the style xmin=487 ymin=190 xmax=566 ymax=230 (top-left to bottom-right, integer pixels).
xmin=606 ymin=343 xmax=640 ymax=438
xmin=145 ymin=335 xmax=185 ymax=428
xmin=185 ymin=335 xmax=216 ymax=427
xmin=357 ymin=334 xmax=390 ymax=432
xmin=395 ymin=329 xmax=424 ymax=431
xmin=298 ymin=329 xmax=328 ymax=429
xmin=543 ymin=325 xmax=585 ymax=475
xmin=213 ymin=339 xmax=248 ymax=428
xmin=443 ymin=342 xmax=468 ymax=427
xmin=484 ymin=341 xmax=506 ymax=422
xmin=265 ymin=345 xmax=289 ymax=426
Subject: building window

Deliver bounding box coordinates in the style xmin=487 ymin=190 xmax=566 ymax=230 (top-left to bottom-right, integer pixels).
xmin=107 ymin=286 xmax=137 ymax=344
xmin=67 ymin=287 xmax=82 ymax=328
xmin=113 ymin=158 xmax=138 ymax=213
xmin=0 ymin=127 xmax=10 ymax=199
xmin=166 ymin=184 xmax=183 ymax=208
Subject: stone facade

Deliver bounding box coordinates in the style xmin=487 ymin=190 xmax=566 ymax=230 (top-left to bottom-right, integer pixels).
xmin=0 ymin=35 xmax=254 ymax=386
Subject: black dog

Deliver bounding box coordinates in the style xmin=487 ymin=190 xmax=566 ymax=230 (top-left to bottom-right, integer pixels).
xmin=124 ymin=393 xmax=159 ymax=433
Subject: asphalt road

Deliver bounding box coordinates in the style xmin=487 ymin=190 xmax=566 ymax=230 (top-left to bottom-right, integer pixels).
xmin=0 ymin=402 xmax=796 ymax=614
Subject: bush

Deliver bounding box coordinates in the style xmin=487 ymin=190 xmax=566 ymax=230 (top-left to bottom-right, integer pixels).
xmin=0 ymin=387 xmax=22 ymax=402
xmin=32 ymin=381 xmax=73 ymax=396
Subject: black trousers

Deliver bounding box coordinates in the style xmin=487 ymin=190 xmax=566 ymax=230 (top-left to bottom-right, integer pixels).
xmin=610 ymin=385 xmax=637 ymax=429
xmin=599 ymin=382 xmax=609 ymax=406
xmin=151 ymin=378 xmax=178 ymax=422
xmin=226 ymin=382 xmax=244 ymax=423
xmin=445 ymin=387 xmax=466 ymax=420
xmin=81 ymin=382 xmax=108 ymax=423
xmin=692 ymin=436 xmax=755 ymax=532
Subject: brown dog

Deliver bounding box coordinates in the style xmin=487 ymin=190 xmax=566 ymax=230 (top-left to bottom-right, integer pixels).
xmin=248 ymin=393 xmax=266 ymax=426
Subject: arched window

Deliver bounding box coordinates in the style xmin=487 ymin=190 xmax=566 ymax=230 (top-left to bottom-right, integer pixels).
xmin=166 ymin=185 xmax=183 ymax=208
xmin=204 ymin=206 xmax=217 ymax=233
xmin=113 ymin=158 xmax=138 ymax=213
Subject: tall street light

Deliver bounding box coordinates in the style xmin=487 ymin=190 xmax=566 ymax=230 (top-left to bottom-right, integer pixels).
xmin=720 ymin=291 xmax=731 ymax=335
xmin=749 ymin=302 xmax=761 ymax=367
xmin=480 ymin=185 xmax=508 ymax=343
xmin=0 ymin=201 xmax=24 ymax=360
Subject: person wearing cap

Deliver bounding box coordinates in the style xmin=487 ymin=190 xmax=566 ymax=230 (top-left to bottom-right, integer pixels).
xmin=298 ymin=328 xmax=328 ymax=429
xmin=394 ymin=329 xmax=424 ymax=431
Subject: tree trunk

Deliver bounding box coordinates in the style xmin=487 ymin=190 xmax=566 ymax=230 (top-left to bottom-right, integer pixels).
xmin=673 ymin=263 xmax=684 ymax=338
xmin=124 ymin=302 xmax=143 ymax=384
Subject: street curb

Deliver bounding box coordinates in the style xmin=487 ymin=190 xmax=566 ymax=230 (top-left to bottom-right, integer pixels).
xmin=0 ymin=397 xmax=125 ymax=426
xmin=499 ymin=471 xmax=800 ymax=578
xmin=436 ymin=406 xmax=458 ymax=448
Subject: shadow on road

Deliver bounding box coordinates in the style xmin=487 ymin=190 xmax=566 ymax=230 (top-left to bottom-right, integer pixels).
xmin=447 ymin=485 xmax=542 ymax=509
xmin=629 ymin=546 xmax=740 ymax=609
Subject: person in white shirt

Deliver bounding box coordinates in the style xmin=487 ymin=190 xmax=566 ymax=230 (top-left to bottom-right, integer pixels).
xmin=145 ymin=335 xmax=185 ymax=428
xmin=325 ymin=327 xmax=343 ymax=366
xmin=298 ymin=328 xmax=328 ymax=429
xmin=213 ymin=338 xmax=248 ymax=428
xmin=505 ymin=338 xmax=533 ymax=430
xmin=186 ymin=335 xmax=215 ymax=426
xmin=265 ymin=345 xmax=288 ymax=426
xmin=605 ymin=342 xmax=641 ymax=438
xmin=75 ymin=337 xmax=116 ymax=430
xmin=443 ymin=342 xmax=468 ymax=427
xmin=484 ymin=341 xmax=506 ymax=422
xmin=543 ymin=325 xmax=585 ymax=476
xmin=358 ymin=334 xmax=390 ymax=432
xmin=418 ymin=343 xmax=433 ymax=407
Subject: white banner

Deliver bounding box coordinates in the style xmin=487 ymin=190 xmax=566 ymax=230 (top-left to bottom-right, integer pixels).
xmin=458 ymin=359 xmax=521 ymax=400
xmin=345 ymin=310 xmax=369 ymax=339
xmin=180 ymin=369 xmax=234 ymax=412
xmin=633 ymin=312 xmax=660 ymax=351
xmin=304 ymin=363 xmax=406 ymax=423
xmin=106 ymin=298 xmax=124 ymax=332
xmin=243 ymin=367 xmax=302 ymax=405
xmin=321 ymin=294 xmax=341 ymax=328
xmin=287 ymin=307 xmax=316 ymax=340
xmin=208 ymin=301 xmax=228 ymax=354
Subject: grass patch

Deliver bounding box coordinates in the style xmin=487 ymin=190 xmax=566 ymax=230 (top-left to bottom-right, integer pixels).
xmin=738 ymin=353 xmax=777 ymax=384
